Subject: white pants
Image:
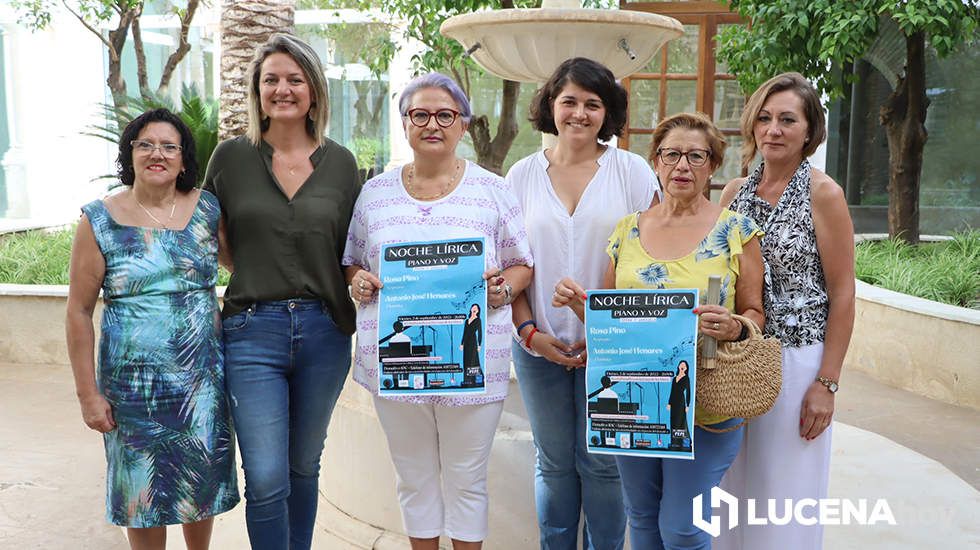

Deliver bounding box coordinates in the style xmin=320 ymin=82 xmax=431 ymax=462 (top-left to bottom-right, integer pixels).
xmin=715 ymin=343 xmax=832 ymax=550
xmin=373 ymin=397 xmax=505 ymax=542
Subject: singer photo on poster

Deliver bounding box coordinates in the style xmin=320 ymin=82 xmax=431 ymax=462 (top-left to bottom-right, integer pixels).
xmin=585 ymin=289 xmax=699 ymax=459
xmin=377 ymin=238 xmax=487 ymax=396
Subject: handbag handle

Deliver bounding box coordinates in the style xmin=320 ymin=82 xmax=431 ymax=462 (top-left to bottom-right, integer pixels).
xmin=730 ymin=313 xmax=764 ymax=340
xmin=696 ymin=313 xmax=763 ymax=369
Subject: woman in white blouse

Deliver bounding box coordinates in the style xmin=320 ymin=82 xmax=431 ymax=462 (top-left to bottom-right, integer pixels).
xmin=506 ymin=57 xmax=659 ymax=550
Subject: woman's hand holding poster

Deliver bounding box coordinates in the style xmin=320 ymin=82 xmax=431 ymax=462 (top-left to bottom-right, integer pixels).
xmin=378 ymin=238 xmax=487 ymax=395
xmin=585 ymin=289 xmax=699 ymax=459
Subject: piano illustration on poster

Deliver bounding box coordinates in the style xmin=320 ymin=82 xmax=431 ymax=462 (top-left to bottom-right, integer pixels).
xmin=585 ymin=289 xmax=699 ymax=459
xmin=377 ymin=238 xmax=487 ymax=396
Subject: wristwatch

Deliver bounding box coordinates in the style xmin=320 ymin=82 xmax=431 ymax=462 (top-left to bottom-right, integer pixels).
xmin=816 ymin=376 xmax=839 ymax=393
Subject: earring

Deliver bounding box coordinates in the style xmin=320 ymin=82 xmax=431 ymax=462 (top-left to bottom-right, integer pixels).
xmin=805 ymin=137 xmax=810 ymax=143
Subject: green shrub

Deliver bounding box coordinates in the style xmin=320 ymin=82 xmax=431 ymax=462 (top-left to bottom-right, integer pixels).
xmin=4 ymin=227 xmax=977 ymax=309
xmin=855 ymin=230 xmax=980 ymax=309
xmin=0 ymin=226 xmax=231 ymax=286
xmin=351 ymin=137 xmax=382 ymax=182
xmin=0 ymin=227 xmax=74 ymax=284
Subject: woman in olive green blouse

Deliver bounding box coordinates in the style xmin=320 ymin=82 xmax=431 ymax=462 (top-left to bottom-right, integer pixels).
xmin=203 ymin=33 xmax=359 ymax=550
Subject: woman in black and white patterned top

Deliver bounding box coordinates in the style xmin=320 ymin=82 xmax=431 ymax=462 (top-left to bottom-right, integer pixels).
xmin=716 ymin=72 xmax=855 ymax=550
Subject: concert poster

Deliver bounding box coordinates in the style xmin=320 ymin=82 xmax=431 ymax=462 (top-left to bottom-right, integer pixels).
xmin=584 ymin=288 xmax=699 ymax=459
xmin=377 ymin=238 xmax=487 ymax=396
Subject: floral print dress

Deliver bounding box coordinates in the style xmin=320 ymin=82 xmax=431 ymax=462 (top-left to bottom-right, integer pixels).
xmin=606 ymin=208 xmax=763 ymax=425
xmin=81 ymin=190 xmax=239 ymax=527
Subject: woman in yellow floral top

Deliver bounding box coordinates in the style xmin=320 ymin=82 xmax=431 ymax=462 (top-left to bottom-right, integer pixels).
xmin=555 ymin=112 xmax=765 ymax=549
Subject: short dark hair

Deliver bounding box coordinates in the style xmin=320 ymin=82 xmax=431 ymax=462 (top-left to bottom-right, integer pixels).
xmin=117 ymin=108 xmax=198 ymax=191
xmin=528 ymin=57 xmax=628 ymax=142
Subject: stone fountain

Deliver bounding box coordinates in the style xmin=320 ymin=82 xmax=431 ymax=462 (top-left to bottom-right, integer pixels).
xmin=440 ymin=0 xmax=683 ymax=83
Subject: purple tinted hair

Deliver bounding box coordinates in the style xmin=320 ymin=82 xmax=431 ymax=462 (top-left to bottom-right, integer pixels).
xmin=398 ymin=72 xmax=473 ymax=123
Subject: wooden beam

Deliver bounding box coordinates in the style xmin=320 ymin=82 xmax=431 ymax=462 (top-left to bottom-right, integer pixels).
xmin=622 ymin=77 xmax=632 ymax=149
xmin=700 ymin=15 xmax=717 ymax=117
xmin=658 ymin=48 xmax=669 ymax=122
xmin=623 ymin=1 xmax=732 ymax=15
xmin=628 ymin=73 xmax=700 ymax=81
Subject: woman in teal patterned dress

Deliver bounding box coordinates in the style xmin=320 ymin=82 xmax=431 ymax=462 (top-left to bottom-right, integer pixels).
xmin=66 ymin=109 xmax=238 ymax=549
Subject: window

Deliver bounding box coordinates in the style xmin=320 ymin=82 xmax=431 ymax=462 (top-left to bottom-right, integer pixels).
xmin=620 ymin=2 xmax=744 ymax=191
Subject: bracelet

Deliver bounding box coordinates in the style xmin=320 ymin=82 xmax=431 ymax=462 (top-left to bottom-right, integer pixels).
xmin=516 ymin=319 xmax=536 ymax=335
xmin=735 ymin=322 xmax=749 ymax=342
xmin=524 ymin=327 xmax=539 ymax=348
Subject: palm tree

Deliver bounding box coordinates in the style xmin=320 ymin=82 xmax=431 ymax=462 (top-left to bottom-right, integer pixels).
xmin=218 ymin=0 xmax=296 ymax=140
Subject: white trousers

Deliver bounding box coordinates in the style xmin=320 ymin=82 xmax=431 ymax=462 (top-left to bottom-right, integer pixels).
xmin=373 ymin=397 xmax=505 ymax=542
xmin=715 ymin=343 xmax=832 ymax=550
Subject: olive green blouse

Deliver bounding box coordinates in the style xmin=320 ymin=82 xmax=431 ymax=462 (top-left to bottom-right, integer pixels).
xmin=203 ymin=136 xmax=360 ymax=335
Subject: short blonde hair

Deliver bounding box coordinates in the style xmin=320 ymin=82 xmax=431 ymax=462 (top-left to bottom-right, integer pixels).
xmin=739 ymin=72 xmax=825 ymax=169
xmin=650 ymin=112 xmax=727 ymax=171
xmin=246 ymin=33 xmax=330 ymax=146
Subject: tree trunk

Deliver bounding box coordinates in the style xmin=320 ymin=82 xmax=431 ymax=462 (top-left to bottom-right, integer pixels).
xmin=131 ymin=12 xmax=152 ymax=100
xmin=157 ymin=0 xmax=202 ymax=98
xmin=468 ymin=79 xmax=521 ymax=175
xmin=219 ymin=0 xmax=296 ymax=141
xmin=351 ymin=80 xmax=380 ymax=137
xmin=105 ymin=4 xmax=139 ymax=112
xmin=879 ymin=31 xmax=928 ymax=244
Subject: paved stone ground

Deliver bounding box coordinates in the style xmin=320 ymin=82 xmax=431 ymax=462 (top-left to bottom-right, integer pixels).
xmin=2 ymin=361 xmax=977 ymax=549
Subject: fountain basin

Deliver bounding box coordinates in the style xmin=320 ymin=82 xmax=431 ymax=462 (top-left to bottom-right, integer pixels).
xmin=440 ymin=8 xmax=683 ymax=82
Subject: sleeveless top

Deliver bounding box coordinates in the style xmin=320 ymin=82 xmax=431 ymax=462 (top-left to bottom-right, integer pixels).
xmin=729 ymin=159 xmax=828 ymax=347
xmin=81 ymin=190 xmax=239 ymax=527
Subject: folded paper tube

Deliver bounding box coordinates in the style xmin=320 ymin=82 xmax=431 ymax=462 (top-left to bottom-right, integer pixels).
xmin=700 ymin=275 xmax=722 ymax=368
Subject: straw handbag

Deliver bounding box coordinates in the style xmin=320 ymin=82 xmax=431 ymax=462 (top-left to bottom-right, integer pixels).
xmin=697 ymin=314 xmax=782 ymax=423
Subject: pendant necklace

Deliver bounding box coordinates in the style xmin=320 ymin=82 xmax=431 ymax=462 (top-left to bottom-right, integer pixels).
xmin=406 ymin=160 xmax=461 ymax=201
xmin=275 ymin=150 xmax=310 ymax=176
xmin=135 ymin=192 xmax=177 ymax=229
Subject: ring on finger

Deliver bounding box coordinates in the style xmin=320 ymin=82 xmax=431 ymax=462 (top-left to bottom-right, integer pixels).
xmin=713 ymin=322 xmax=720 ymax=330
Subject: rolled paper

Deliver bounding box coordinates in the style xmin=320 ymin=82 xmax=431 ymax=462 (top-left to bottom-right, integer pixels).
xmin=700 ymin=275 xmax=722 ymax=368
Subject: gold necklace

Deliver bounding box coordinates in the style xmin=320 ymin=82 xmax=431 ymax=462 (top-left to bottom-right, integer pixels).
xmin=134 ymin=193 xmax=177 ymax=229
xmin=405 ymin=160 xmax=461 ymax=200
xmin=274 ymin=149 xmax=312 ymax=176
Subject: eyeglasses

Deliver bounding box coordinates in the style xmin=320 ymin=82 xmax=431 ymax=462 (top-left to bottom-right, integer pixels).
xmin=657 ymin=148 xmax=711 ymax=167
xmin=404 ymin=108 xmax=460 ymax=128
xmin=131 ymin=140 xmax=182 ymax=158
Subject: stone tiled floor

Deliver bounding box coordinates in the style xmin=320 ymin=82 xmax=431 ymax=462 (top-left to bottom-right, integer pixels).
xmin=2 ymin=361 xmax=978 ymax=549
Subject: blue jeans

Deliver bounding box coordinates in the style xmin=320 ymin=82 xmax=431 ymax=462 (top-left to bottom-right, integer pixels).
xmin=616 ymin=418 xmax=743 ymax=550
xmin=512 ymin=343 xmax=626 ymax=550
xmin=223 ymin=300 xmax=351 ymax=550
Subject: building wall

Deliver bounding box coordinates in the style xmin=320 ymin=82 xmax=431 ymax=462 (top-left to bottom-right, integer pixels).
xmin=0 ymin=5 xmax=112 ymax=222
xmin=0 ymin=5 xmax=398 ymax=224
